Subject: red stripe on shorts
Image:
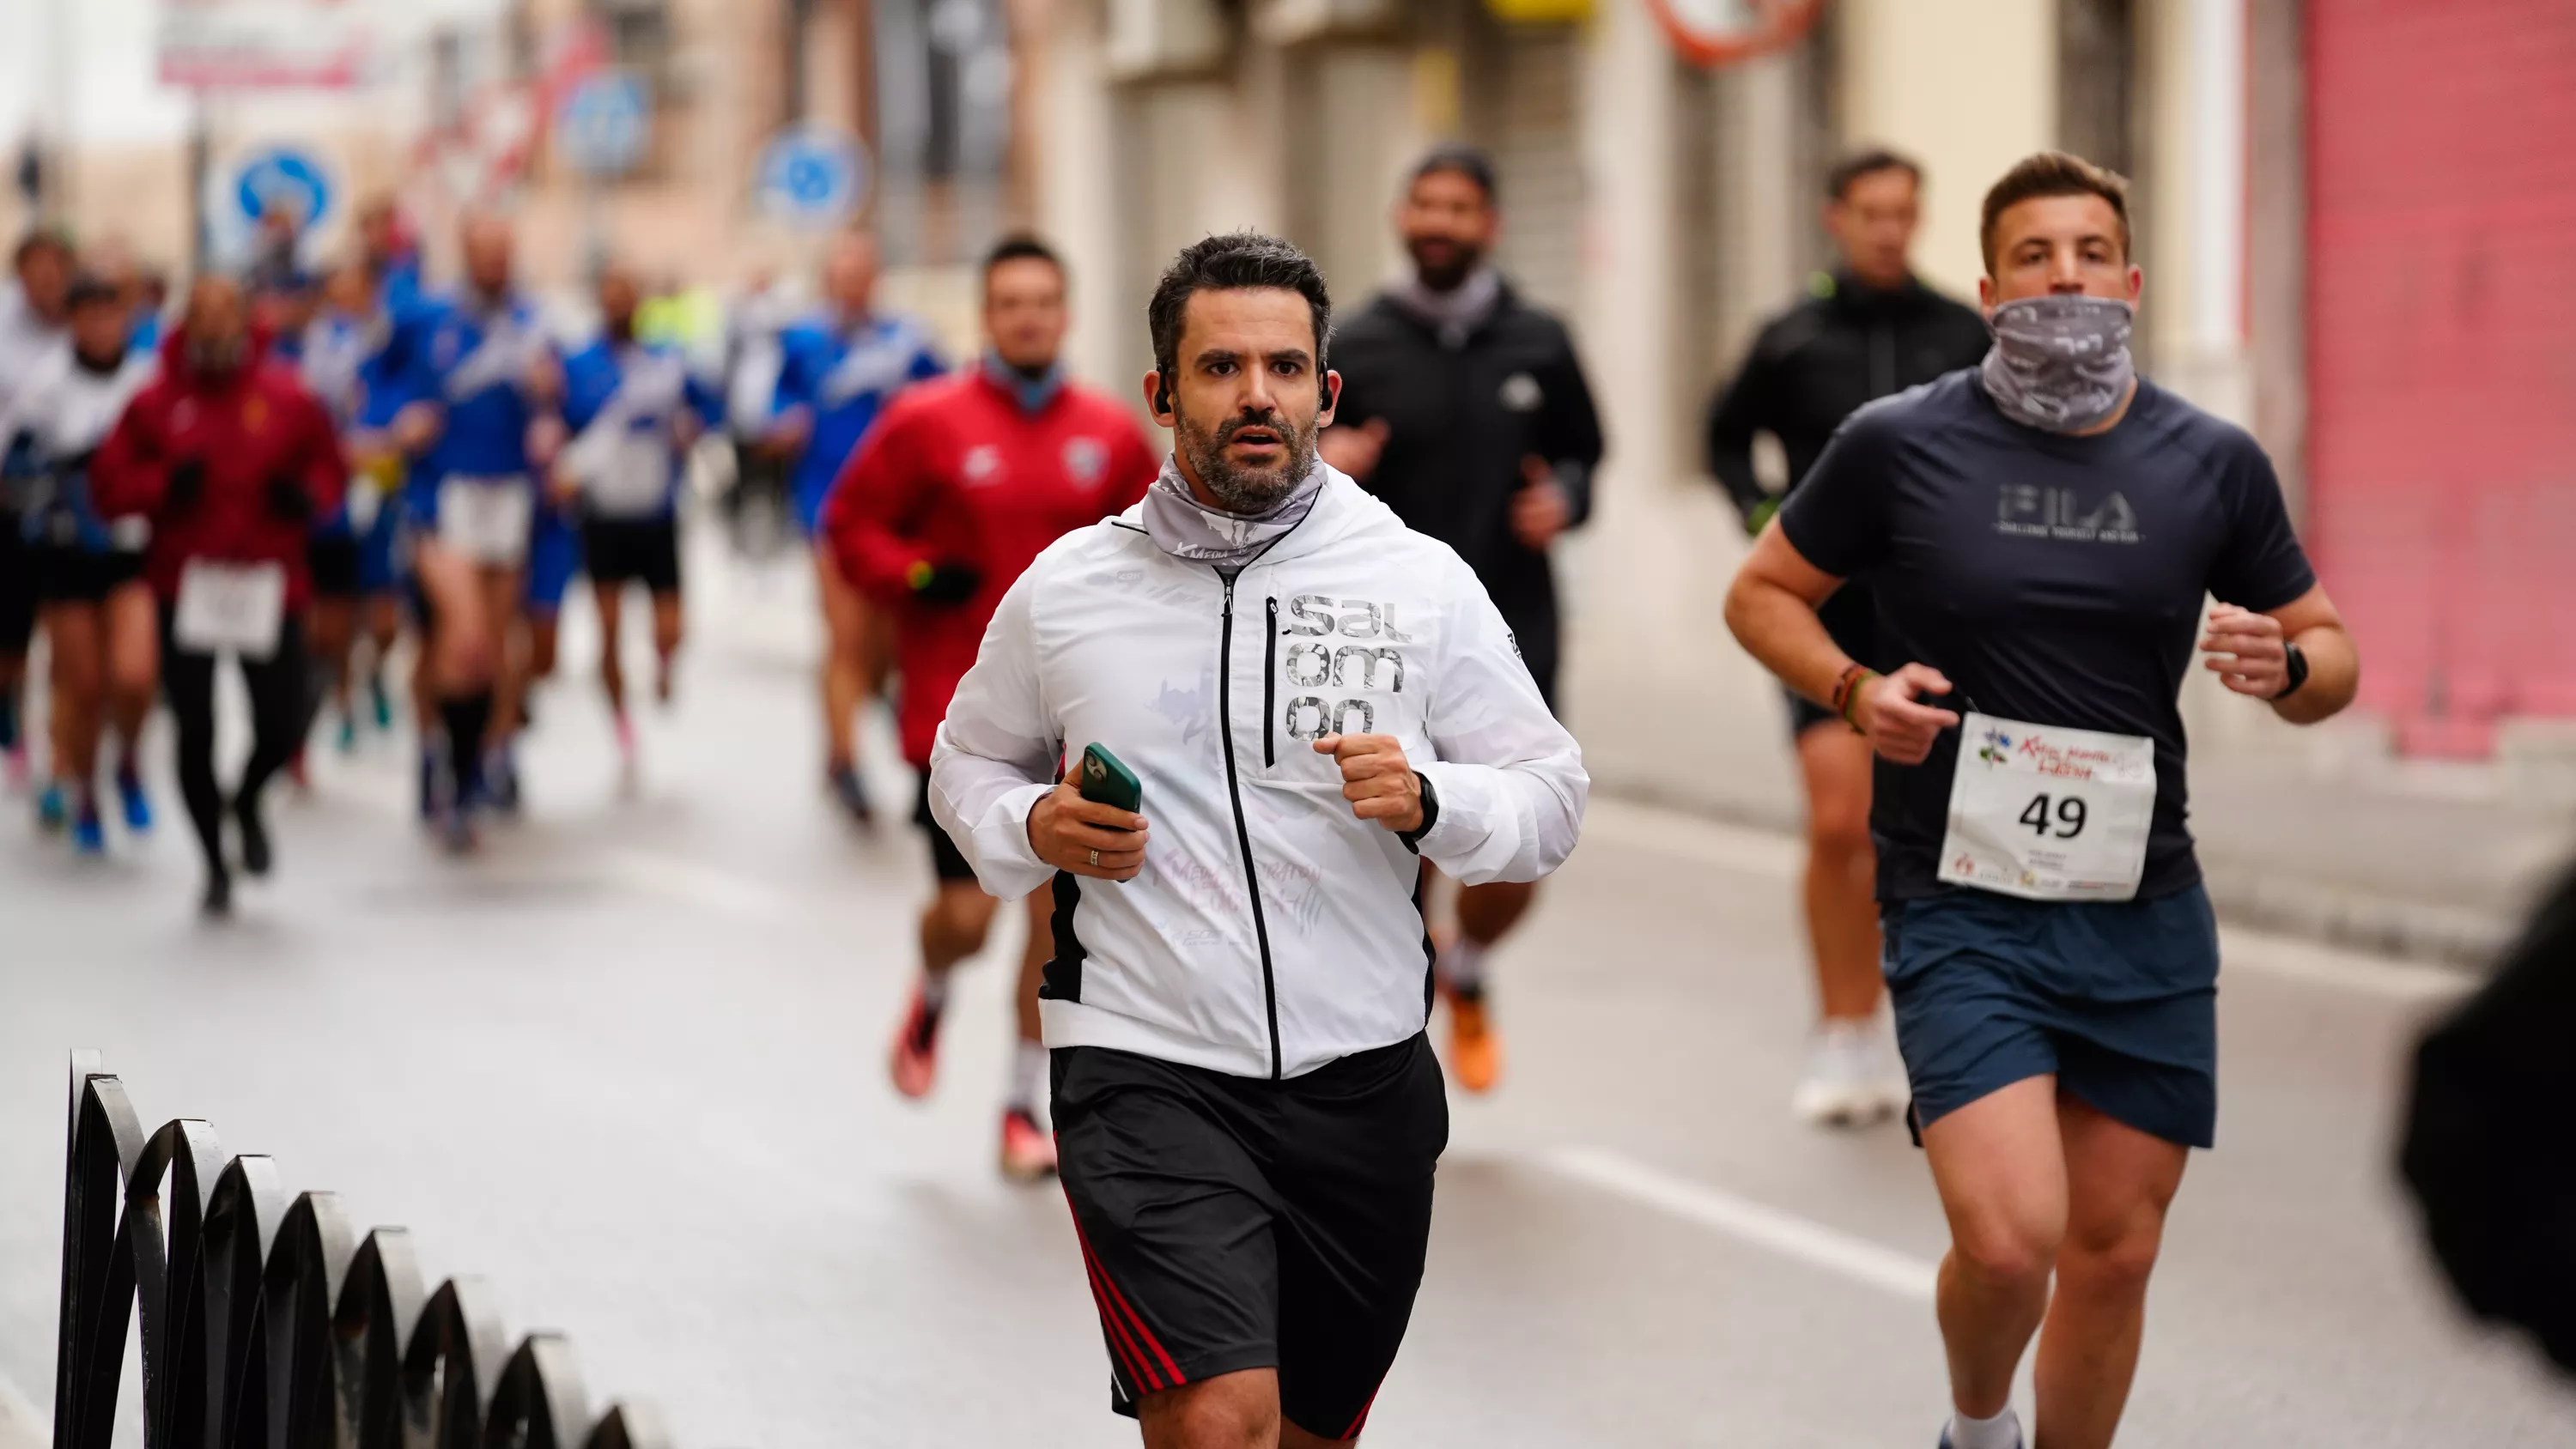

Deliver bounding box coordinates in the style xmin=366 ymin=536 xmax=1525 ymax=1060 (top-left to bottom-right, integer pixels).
xmin=1063 ymin=1196 xmax=1187 ymax=1387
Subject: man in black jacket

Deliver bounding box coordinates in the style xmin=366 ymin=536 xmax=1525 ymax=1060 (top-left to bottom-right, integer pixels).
xmin=1322 ymin=143 xmax=1605 ymax=1095
xmin=1704 ymin=149 xmax=1991 ymax=1129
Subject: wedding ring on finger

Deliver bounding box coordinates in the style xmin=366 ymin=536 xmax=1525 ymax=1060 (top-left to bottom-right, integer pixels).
xmin=1089 ymin=847 xmax=1101 ymax=868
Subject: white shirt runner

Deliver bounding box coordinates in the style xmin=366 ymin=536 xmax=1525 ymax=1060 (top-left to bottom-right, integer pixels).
xmin=173 ymin=561 xmax=287 ymax=659
xmin=1938 ymin=712 xmax=2156 ymax=903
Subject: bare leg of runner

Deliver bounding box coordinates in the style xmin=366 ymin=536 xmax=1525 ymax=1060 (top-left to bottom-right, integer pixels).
xmin=1138 ymin=1371 xmax=1359 ymax=1448
xmin=1922 ymin=1076 xmax=2065 ymax=1425
xmin=1441 ymin=878 xmax=1530 ymax=1093
xmin=41 ymin=603 xmax=104 ymax=827
xmin=103 ymin=583 xmax=156 ymax=784
xmin=649 ymin=588 xmax=682 ymax=702
xmin=594 ymin=579 xmax=629 ymax=720
xmin=2031 ymin=1098 xmax=2186 ymax=1449
xmin=1791 ymin=723 xmax=1902 ymax=1125
xmin=816 ymin=544 xmax=878 ymax=819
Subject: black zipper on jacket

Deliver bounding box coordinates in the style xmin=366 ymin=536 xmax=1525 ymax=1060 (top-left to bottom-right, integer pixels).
xmin=1262 ymin=597 xmax=1279 ymax=768
xmin=1218 ymin=571 xmax=1284 ymax=1079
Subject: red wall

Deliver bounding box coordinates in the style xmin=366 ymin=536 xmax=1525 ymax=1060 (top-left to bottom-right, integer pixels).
xmin=2306 ymin=1 xmax=2576 ymax=755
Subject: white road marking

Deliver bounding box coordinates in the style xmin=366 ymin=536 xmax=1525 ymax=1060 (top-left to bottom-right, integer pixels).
xmin=1584 ymin=797 xmax=2477 ymax=1002
xmin=1539 ymin=1147 xmax=1939 ymax=1303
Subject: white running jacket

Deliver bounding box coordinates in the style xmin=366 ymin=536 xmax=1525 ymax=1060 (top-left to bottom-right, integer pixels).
xmin=929 ymin=468 xmax=1589 ymax=1079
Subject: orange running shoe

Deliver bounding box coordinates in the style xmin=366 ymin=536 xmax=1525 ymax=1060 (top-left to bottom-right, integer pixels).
xmin=999 ymin=1108 xmax=1059 ymax=1182
xmin=1442 ymin=983 xmax=1504 ymax=1094
xmin=888 ymin=985 xmax=941 ymax=1100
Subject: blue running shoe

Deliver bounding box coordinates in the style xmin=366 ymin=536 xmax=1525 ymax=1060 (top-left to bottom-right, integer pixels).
xmin=37 ymin=781 xmax=69 ymax=833
xmin=337 ymin=712 xmax=361 ymax=755
xmin=115 ymin=765 xmax=152 ymax=834
xmin=369 ymin=674 xmax=393 ymax=731
xmin=70 ymin=801 xmax=106 ymax=855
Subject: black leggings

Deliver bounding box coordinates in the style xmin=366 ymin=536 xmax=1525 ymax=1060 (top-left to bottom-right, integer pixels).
xmin=160 ymin=608 xmax=312 ymax=879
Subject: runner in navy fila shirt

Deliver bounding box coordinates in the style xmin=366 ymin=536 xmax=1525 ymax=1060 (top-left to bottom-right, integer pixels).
xmin=1727 ymin=153 xmax=2357 ymax=1449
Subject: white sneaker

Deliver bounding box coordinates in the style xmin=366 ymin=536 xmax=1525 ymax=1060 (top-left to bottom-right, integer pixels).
xmin=1792 ymin=1024 xmax=1900 ymax=1128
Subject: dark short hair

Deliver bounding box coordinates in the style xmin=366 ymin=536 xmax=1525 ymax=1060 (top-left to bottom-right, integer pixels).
xmin=65 ymin=275 xmax=124 ymax=312
xmin=1410 ymin=143 xmax=1498 ymax=205
xmin=1826 ymin=148 xmax=1923 ymax=203
xmin=1146 ymin=232 xmax=1333 ymax=391
xmin=982 ymin=232 xmax=1064 ymax=283
xmin=1978 ymin=150 xmax=2132 ymax=274
xmin=14 ymin=227 xmax=74 ymax=270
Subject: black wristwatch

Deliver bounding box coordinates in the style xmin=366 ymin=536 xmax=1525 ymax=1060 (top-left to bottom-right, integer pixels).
xmin=1398 ymin=771 xmax=1441 ymax=853
xmin=2275 ymin=640 xmax=2310 ymax=700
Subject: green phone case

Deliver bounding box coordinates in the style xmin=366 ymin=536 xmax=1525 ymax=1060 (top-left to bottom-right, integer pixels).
xmin=1079 ymin=743 xmax=1143 ymax=815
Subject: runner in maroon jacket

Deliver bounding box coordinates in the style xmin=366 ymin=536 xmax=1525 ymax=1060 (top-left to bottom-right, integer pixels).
xmin=94 ymin=276 xmax=346 ymax=916
xmin=823 ymin=234 xmax=1157 ymax=1179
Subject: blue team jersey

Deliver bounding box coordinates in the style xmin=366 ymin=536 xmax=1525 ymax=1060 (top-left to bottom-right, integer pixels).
xmin=559 ymin=336 xmax=723 ymax=521
xmin=391 ymin=289 xmax=556 ymax=520
xmin=299 ymin=311 xmax=406 ymax=539
xmin=769 ymin=312 xmax=944 ymax=530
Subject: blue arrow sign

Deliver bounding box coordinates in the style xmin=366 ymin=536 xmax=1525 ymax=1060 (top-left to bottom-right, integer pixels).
xmin=755 ymin=126 xmax=870 ymax=227
xmin=557 ymin=71 xmax=653 ymax=179
xmin=230 ymin=146 xmax=334 ymax=230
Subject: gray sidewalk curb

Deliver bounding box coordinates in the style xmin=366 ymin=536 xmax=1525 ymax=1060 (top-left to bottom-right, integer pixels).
xmin=1603 ymin=787 xmax=2513 ymax=972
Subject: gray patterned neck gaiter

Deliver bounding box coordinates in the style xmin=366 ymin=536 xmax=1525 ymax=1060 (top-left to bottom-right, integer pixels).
xmin=1140 ymin=456 xmax=1327 ymax=569
xmin=1979 ymin=295 xmax=2136 ymax=433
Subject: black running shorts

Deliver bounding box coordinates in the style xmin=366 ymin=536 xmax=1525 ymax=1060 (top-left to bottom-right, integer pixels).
xmin=912 ymin=774 xmax=976 ymax=883
xmin=0 ymin=511 xmax=35 ymax=654
xmin=1052 ymin=1034 xmax=1448 ymax=1439
xmin=582 ymin=515 xmax=681 ymax=594
xmin=307 ymin=533 xmax=363 ymax=601
xmin=29 ymin=543 xmax=143 ymax=604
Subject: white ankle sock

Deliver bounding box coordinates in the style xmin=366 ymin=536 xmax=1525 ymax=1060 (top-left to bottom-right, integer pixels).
xmin=1005 ymin=1038 xmax=1048 ymax=1116
xmin=919 ymin=971 xmax=951 ymax=1015
xmin=1948 ymin=1406 xmax=2021 ymax=1449
xmin=1441 ymin=936 xmax=1490 ymax=992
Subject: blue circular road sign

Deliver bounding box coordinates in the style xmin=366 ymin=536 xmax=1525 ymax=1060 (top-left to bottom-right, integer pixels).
xmin=755 ymin=126 xmax=870 ymax=227
xmin=557 ymin=71 xmax=653 ymax=179
xmin=230 ymin=146 xmax=335 ymax=229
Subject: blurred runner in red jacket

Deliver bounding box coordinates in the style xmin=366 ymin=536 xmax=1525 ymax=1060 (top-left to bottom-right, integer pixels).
xmin=823 ymin=234 xmax=1156 ymax=1180
xmin=94 ymin=276 xmax=346 ymax=916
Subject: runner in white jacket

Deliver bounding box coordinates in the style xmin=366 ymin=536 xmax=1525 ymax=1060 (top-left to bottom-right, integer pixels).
xmin=929 ymin=232 xmax=1585 ymax=1446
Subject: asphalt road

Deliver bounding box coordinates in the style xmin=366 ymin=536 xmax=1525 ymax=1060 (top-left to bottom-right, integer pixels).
xmin=3 ymin=549 xmax=2570 ymax=1446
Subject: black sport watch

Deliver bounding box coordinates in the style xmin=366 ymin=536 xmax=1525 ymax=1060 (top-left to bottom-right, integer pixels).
xmin=2275 ymin=640 xmax=2311 ymax=700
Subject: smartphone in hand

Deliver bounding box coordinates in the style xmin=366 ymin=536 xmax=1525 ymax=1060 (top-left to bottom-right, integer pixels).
xmin=1078 ymin=743 xmax=1143 ymax=815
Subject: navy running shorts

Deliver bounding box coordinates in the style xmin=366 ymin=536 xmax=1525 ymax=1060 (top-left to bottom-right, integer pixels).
xmin=1053 ymin=1034 xmax=1447 ymax=1437
xmin=1882 ymin=883 xmax=2221 ymax=1149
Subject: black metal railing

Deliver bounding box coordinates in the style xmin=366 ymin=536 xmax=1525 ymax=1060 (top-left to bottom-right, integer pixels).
xmin=52 ymin=1051 xmax=675 ymax=1448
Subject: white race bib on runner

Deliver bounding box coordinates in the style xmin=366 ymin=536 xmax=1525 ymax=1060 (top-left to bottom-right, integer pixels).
xmin=566 ymin=426 xmax=673 ymax=518
xmin=173 ymin=561 xmax=287 ymax=660
xmin=1938 ymin=712 xmax=2156 ymax=902
xmin=436 ymin=476 xmax=534 ymax=565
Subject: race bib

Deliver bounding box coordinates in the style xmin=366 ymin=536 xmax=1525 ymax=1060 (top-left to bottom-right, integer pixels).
xmin=173 ymin=561 xmax=287 ymax=659
xmin=1938 ymin=712 xmax=2156 ymax=902
xmin=436 ymin=476 xmax=534 ymax=565
xmin=567 ymin=426 xmax=673 ymax=518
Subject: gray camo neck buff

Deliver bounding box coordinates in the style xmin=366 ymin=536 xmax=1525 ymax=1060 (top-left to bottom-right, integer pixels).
xmin=1980 ymin=294 xmax=2136 ymax=433
xmin=1140 ymin=456 xmax=1326 ymax=569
